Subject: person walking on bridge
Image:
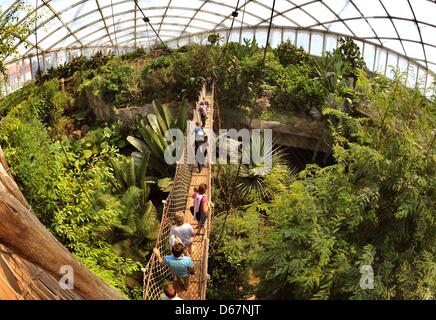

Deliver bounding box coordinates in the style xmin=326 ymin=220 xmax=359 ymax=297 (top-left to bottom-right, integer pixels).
xmin=206 ymin=76 xmax=213 ymax=93
xmin=160 ymin=283 xmax=183 ymax=300
xmin=198 ymin=102 xmax=207 ymax=128
xmin=170 ymin=211 xmax=196 ymax=256
xmin=192 ymin=183 xmax=209 ymax=234
xmin=153 ymin=244 xmax=195 ymax=291
xmin=194 ymin=122 xmax=205 ymax=156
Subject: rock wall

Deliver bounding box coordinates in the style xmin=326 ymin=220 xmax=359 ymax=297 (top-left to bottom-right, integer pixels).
xmin=224 ymin=116 xmax=330 ymax=153
xmin=85 ymin=87 xmax=152 ymax=123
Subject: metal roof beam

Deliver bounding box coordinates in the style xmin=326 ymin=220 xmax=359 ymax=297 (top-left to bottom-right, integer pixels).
xmin=40 ymin=0 xmax=83 ymax=46
xmin=95 ymin=0 xmax=115 ymax=47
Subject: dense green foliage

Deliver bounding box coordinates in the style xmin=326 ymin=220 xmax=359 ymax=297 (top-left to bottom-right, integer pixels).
xmin=210 ymin=68 xmax=435 ymax=300
xmin=1 ymin=35 xmax=434 ymax=301
xmin=277 ymin=40 xmax=310 ymax=66
xmin=40 ymin=51 xmax=113 ymax=83
xmin=88 ymin=57 xmax=140 ymax=106
xmin=140 ymin=45 xmax=215 ymax=102
xmin=0 ymin=51 xmax=190 ymax=298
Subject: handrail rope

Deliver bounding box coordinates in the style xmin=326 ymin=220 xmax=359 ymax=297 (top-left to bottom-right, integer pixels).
xmin=200 ymin=85 xmax=215 ymax=299
xmin=143 ymin=86 xmax=211 ymax=300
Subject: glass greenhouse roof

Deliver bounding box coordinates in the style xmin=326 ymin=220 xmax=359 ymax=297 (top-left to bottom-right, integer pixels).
xmin=1 ymin=0 xmax=436 ymax=75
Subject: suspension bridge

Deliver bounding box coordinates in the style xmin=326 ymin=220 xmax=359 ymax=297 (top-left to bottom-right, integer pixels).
xmin=143 ymin=85 xmax=215 ymax=300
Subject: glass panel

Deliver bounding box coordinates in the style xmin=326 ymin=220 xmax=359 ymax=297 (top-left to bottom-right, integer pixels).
xmin=228 ymin=30 xmax=240 ymax=44
xmin=178 ymin=37 xmax=189 ymax=47
xmin=407 ymin=63 xmax=417 ymax=88
xmin=282 ymin=29 xmax=296 ymax=45
xmin=374 ymin=48 xmax=387 ymax=75
xmin=23 ymin=58 xmax=32 ymax=82
xmin=417 ymin=67 xmax=427 ymax=91
xmin=386 ymin=52 xmax=398 ymax=79
xmin=310 ymin=32 xmax=323 ymax=57
xmin=425 ymin=73 xmax=435 ymax=98
xmin=270 ymin=30 xmax=282 ymax=48
xmin=398 ymin=57 xmax=409 ymax=83
xmin=57 ymin=50 xmax=67 ymax=66
xmin=44 ymin=52 xmax=56 ymax=70
xmin=363 ymin=43 xmax=375 ymax=71
xmin=6 ymin=62 xmax=19 ymax=92
xmin=325 ymin=34 xmax=337 ymax=53
xmin=255 ymin=29 xmax=268 ymax=48
xmin=240 ymin=29 xmax=254 ymax=44
xmin=296 ymin=31 xmax=309 ymax=52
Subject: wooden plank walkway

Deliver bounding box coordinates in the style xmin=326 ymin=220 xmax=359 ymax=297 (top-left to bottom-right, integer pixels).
xmin=178 ymin=89 xmax=213 ymax=300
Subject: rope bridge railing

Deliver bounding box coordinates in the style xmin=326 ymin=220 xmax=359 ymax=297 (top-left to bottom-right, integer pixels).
xmin=143 ymin=85 xmax=213 ymax=300
xmin=143 ymin=143 xmax=192 ymax=300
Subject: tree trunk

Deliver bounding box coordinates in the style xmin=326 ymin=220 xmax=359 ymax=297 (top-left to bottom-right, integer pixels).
xmin=0 ymin=147 xmax=125 ymax=300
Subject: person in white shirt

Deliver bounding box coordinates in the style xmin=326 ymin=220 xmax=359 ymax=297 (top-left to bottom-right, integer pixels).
xmin=160 ymin=283 xmax=183 ymax=300
xmin=170 ymin=211 xmax=196 ymax=256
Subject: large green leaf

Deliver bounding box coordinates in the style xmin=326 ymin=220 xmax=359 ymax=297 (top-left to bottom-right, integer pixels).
xmin=127 ymin=135 xmax=148 ymax=153
xmin=136 ymin=200 xmax=159 ymax=239
xmin=127 ymin=158 xmax=136 ymax=188
xmin=176 ymin=100 xmax=188 ymax=133
xmin=108 ymin=157 xmax=127 ymax=193
xmin=157 ymin=177 xmax=174 ymax=193
xmin=132 ymin=152 xmax=168 ymax=176
xmin=147 ymin=113 xmax=162 ymax=135
xmin=152 ymin=100 xmax=169 ymax=133
xmin=144 ymin=124 xmax=165 ymax=155
xmin=136 ymin=150 xmax=150 ymax=189
xmin=162 ymin=103 xmax=175 ymax=129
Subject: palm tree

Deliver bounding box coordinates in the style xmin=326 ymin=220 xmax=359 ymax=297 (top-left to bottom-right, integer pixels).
xmin=108 ymin=152 xmax=160 ymax=259
xmin=237 ymin=136 xmax=293 ymax=202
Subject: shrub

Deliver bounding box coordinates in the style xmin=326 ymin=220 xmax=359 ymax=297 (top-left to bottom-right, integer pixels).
xmin=272 ymin=64 xmax=327 ymax=114
xmin=276 ymin=40 xmax=310 ymax=66
xmin=40 ymin=51 xmax=113 ymax=83
xmin=333 ymin=37 xmax=366 ymax=85
xmin=90 ymin=57 xmax=139 ymax=107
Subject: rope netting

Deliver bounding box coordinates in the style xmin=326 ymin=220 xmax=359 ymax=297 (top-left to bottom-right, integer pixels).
xmin=143 ymin=86 xmax=213 ymax=300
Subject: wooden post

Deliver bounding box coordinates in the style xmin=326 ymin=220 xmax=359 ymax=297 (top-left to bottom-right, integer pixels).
xmin=0 ymin=147 xmax=125 ymax=300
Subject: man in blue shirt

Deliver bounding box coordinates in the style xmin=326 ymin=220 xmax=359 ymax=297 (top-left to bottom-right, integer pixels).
xmin=153 ymin=244 xmax=195 ymax=291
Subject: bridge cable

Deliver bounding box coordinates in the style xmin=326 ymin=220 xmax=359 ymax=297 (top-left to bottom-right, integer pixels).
xmin=110 ymin=0 xmax=120 ymax=55
xmin=34 ymin=0 xmax=41 ymax=79
xmin=210 ymin=0 xmax=277 ymax=256
xmin=133 ymin=0 xmax=176 ymax=62
xmin=31 ymin=0 xmax=105 ymax=221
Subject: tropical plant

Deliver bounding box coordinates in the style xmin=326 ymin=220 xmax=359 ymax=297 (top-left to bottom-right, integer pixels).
xmin=333 ymin=37 xmax=366 ymax=86
xmin=40 ymin=51 xmax=113 ymax=83
xmin=208 ymin=206 xmax=264 ymax=300
xmin=88 ymin=57 xmax=139 ymax=107
xmin=237 ymin=136 xmax=291 ymax=202
xmin=255 ymin=74 xmax=435 ymax=300
xmin=0 ymin=1 xmax=36 ymax=78
xmin=276 ymin=40 xmax=310 ymax=67
xmin=314 ymin=52 xmax=350 ymax=93
xmin=272 ymin=63 xmax=327 ymax=114
xmin=128 ymin=100 xmax=188 ymax=176
xmin=108 ymin=152 xmax=160 ymax=258
xmin=208 ymin=33 xmax=223 ymax=46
